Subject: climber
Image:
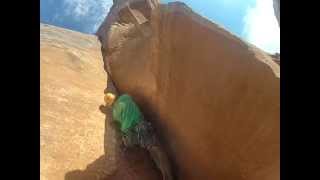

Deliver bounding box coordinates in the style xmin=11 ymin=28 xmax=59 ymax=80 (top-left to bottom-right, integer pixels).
xmin=104 ymin=92 xmax=173 ymax=180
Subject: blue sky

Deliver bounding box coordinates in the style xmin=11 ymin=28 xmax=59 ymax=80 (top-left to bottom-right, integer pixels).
xmin=40 ymin=0 xmax=279 ymax=53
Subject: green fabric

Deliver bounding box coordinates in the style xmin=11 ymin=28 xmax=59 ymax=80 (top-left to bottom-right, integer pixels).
xmin=112 ymin=94 xmax=143 ymax=134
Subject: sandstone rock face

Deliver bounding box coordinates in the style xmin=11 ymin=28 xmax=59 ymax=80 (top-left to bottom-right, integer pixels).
xmin=40 ymin=23 xmax=107 ymax=180
xmin=271 ymin=53 xmax=280 ymax=65
xmin=97 ymin=1 xmax=280 ymax=180
xmin=41 ymin=23 xmax=162 ymax=180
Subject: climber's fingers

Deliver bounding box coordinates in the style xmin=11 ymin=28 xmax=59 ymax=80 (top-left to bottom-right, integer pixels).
xmin=99 ymin=105 xmax=107 ymax=114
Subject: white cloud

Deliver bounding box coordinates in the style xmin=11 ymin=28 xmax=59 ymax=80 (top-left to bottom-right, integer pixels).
xmin=243 ymin=0 xmax=280 ymax=54
xmin=94 ymin=0 xmax=113 ymax=32
xmin=63 ymin=0 xmax=92 ymax=17
xmin=63 ymin=0 xmax=113 ymax=33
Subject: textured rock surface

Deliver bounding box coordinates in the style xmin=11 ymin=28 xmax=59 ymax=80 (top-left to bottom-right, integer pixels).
xmin=41 ymin=23 xmax=162 ymax=180
xmin=97 ymin=1 xmax=280 ymax=180
xmin=40 ymin=23 xmax=107 ymax=180
xmin=271 ymin=53 xmax=280 ymax=65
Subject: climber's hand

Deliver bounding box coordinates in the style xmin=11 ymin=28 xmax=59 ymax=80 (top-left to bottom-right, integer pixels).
xmin=99 ymin=105 xmax=108 ymax=114
xmin=99 ymin=104 xmax=118 ymax=126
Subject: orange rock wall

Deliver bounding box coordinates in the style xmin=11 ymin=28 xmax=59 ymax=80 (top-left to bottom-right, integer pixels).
xmin=97 ymin=2 xmax=280 ymax=180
